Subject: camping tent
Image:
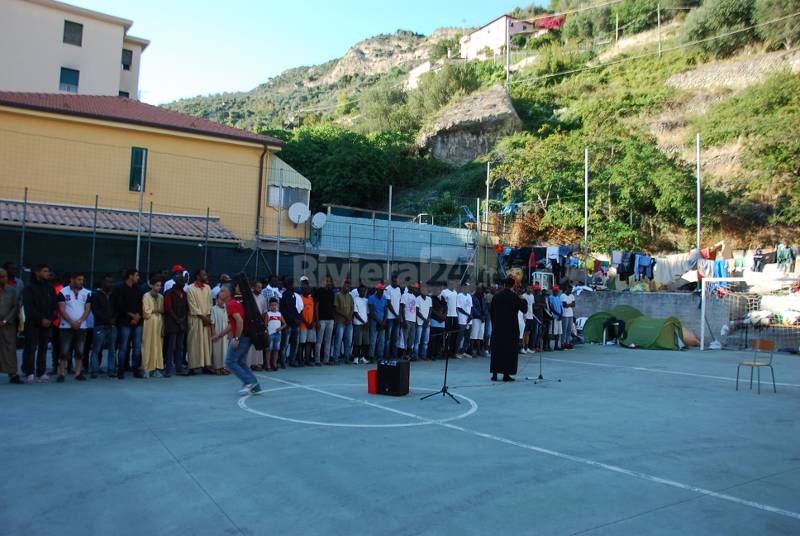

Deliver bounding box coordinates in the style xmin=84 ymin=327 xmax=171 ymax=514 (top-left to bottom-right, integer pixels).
xmin=621 ymin=316 xmax=685 ymax=350
xmin=583 ymin=305 xmax=644 ymax=343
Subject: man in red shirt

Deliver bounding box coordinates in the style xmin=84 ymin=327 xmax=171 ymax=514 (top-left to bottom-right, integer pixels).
xmin=216 ymin=285 xmax=261 ymax=396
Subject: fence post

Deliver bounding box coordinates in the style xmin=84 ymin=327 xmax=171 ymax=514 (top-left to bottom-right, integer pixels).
xmin=19 ymin=187 xmax=28 ymax=270
xmin=90 ymin=194 xmax=98 ymax=289
xmin=347 ymin=224 xmax=352 ymax=280
xmin=204 ymin=207 xmax=210 ymax=271
xmin=145 ymin=201 xmax=154 ymax=276
xmin=428 ymin=232 xmax=433 ymax=285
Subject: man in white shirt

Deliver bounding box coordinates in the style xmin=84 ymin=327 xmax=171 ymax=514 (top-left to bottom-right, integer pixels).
xmin=522 ymin=286 xmax=535 ymax=354
xmin=384 ymin=274 xmax=402 ymax=359
xmin=261 ymin=274 xmax=282 ymax=302
xmin=211 ymin=273 xmax=232 ymax=302
xmin=456 ymin=286 xmax=473 ymax=358
xmin=560 ymin=285 xmax=576 ymax=349
xmin=439 ymin=282 xmax=459 ymax=358
xmin=415 ymin=287 xmax=432 ymax=360
xmin=401 ymin=284 xmax=419 ymax=360
xmin=352 ymin=285 xmax=369 ymax=364
xmin=56 ymin=272 xmax=91 ymax=382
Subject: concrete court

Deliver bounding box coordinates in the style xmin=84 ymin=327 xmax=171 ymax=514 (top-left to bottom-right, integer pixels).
xmin=1 ymin=345 xmax=799 ymax=536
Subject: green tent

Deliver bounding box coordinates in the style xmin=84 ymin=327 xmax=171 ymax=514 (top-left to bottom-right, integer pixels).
xmin=621 ymin=316 xmax=685 ymax=350
xmin=583 ymin=305 xmax=644 ymax=343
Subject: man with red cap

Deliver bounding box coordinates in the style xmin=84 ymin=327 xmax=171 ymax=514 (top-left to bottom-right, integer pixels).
xmin=164 ymin=265 xmax=188 ymax=293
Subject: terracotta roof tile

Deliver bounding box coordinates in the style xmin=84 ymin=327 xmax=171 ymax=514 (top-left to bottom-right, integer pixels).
xmin=0 ymin=200 xmax=239 ymax=242
xmin=0 ymin=92 xmax=283 ymax=147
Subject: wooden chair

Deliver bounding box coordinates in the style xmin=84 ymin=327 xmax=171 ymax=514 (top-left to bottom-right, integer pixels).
xmin=736 ymin=339 xmax=776 ymax=394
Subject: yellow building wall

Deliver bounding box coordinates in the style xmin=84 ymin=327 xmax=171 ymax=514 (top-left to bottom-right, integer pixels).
xmin=0 ymin=107 xmax=305 ymax=241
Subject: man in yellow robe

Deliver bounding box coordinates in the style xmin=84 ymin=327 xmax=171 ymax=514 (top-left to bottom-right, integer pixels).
xmin=187 ymin=269 xmax=213 ymax=372
xmin=142 ymin=277 xmax=164 ymax=377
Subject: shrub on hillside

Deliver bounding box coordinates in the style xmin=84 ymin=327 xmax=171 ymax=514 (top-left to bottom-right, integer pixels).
xmin=754 ymin=0 xmax=800 ymax=49
xmin=562 ymin=5 xmax=611 ymax=42
xmin=357 ymin=83 xmax=418 ymax=134
xmin=680 ymin=0 xmax=755 ymax=57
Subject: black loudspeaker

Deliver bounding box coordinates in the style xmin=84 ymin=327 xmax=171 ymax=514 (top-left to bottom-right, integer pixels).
xmin=376 ymin=360 xmax=410 ymax=396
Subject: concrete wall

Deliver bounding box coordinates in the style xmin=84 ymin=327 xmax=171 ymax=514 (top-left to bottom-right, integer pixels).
xmin=0 ymin=0 xmax=145 ymax=97
xmin=119 ymin=38 xmax=144 ymax=98
xmin=574 ymin=290 xmax=729 ymax=341
xmin=0 ymin=106 xmax=301 ymax=241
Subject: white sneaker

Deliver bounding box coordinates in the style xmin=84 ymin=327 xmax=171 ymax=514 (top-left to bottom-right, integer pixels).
xmin=238 ymin=384 xmax=255 ymax=396
xmin=26 ymin=374 xmax=35 ymax=384
xmin=359 ymin=357 xmax=368 ymax=364
xmin=37 ymin=374 xmax=50 ymax=383
xmin=454 ymin=354 xmax=463 ymax=359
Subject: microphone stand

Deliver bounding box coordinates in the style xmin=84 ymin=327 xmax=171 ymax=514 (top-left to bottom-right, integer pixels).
xmin=421 ymin=326 xmax=460 ymax=404
xmin=525 ymin=314 xmax=561 ymax=384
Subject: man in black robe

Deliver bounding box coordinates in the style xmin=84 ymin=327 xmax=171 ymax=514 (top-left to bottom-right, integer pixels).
xmin=490 ymin=277 xmax=526 ymax=382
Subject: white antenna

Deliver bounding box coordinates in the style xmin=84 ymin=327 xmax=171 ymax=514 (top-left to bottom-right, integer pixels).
xmin=287 ymin=202 xmax=310 ymax=226
xmin=311 ymin=212 xmax=327 ymax=230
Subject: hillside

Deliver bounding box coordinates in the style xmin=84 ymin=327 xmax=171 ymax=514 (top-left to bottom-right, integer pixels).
xmin=167 ymin=0 xmax=800 ymax=250
xmin=165 ymin=28 xmax=463 ymax=130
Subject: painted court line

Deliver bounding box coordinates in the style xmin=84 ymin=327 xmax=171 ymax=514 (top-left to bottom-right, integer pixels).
xmin=239 ymin=379 xmax=478 ymax=428
xmin=258 ymin=375 xmax=800 ymax=522
xmin=543 ymin=357 xmax=800 ymax=388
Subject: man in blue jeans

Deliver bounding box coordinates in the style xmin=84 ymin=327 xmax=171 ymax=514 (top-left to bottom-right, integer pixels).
xmin=112 ymin=268 xmax=144 ymax=379
xmin=88 ymin=275 xmax=116 ymax=378
xmin=217 ymin=286 xmax=261 ymax=395
xmin=368 ymin=284 xmax=387 ymax=362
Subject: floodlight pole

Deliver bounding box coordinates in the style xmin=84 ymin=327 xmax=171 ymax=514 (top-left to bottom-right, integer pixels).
xmin=696 ymin=133 xmax=701 ymax=249
xmin=505 ymin=19 xmax=510 ymax=88
xmin=134 ymin=149 xmax=147 ymax=269
xmin=584 ymin=147 xmax=589 ymax=249
xmin=657 ymin=3 xmax=662 ymax=58
xmin=485 ymin=162 xmax=491 ymax=284
xmin=386 ymin=184 xmax=392 ymax=281
xmin=276 ymin=169 xmax=283 ymax=277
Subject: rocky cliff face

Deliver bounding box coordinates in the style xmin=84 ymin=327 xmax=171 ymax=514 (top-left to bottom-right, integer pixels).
xmin=417 ymin=85 xmax=522 ymax=166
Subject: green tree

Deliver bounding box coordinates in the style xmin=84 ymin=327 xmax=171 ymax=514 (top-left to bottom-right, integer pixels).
xmin=680 ymin=0 xmax=755 ymax=57
xmin=429 ymin=37 xmax=461 ymax=62
xmin=754 ymin=0 xmax=800 ymax=49
xmin=357 ymin=83 xmax=418 ymax=133
xmin=262 ymin=125 xmax=450 ymax=210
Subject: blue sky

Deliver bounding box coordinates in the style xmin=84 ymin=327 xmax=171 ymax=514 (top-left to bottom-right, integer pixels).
xmin=75 ymin=0 xmax=538 ymax=104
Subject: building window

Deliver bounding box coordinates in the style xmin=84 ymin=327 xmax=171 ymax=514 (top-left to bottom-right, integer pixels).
xmin=59 ymin=67 xmax=79 ymax=93
xmin=63 ymin=20 xmax=83 ymax=46
xmin=121 ymin=49 xmax=133 ymax=71
xmin=119 ymin=91 xmax=130 ymax=98
xmin=129 ymin=147 xmax=148 ymax=192
xmin=268 ymin=186 xmax=306 ymax=209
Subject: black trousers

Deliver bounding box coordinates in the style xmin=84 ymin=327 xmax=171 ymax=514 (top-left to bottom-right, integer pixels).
xmin=430 ymin=326 xmax=444 ymax=359
xmin=23 ymin=324 xmax=51 ymax=377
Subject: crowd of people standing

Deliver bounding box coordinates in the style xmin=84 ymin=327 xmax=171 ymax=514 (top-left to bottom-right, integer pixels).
xmin=0 ymin=260 xmax=579 ymax=394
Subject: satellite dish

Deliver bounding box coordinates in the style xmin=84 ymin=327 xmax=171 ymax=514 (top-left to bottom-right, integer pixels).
xmin=287 ymin=202 xmax=310 ymax=225
xmin=311 ymin=212 xmax=327 ymax=230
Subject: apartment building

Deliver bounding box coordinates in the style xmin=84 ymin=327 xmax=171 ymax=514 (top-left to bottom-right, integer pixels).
xmin=0 ymin=0 xmax=149 ymax=98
